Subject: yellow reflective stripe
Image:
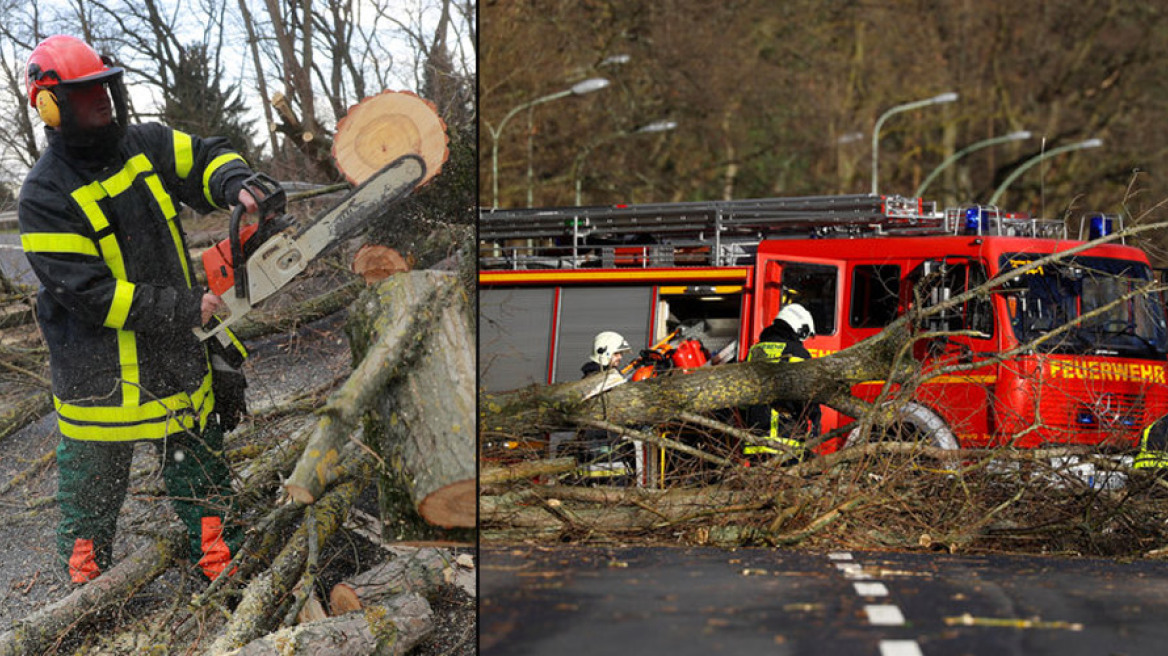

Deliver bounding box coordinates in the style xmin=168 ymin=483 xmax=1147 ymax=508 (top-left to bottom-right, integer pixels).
xmin=54 ymin=371 xmax=213 ymax=424
xmin=748 ymin=342 xmax=787 ymax=362
xmin=173 ymin=130 xmax=194 ymax=178
xmin=203 ymin=153 xmax=245 ymax=208
xmin=58 ymin=413 xmax=196 ymax=441
xmin=145 ymin=172 xmax=192 ymax=286
xmin=225 ymin=328 xmax=248 ymax=358
xmin=143 ymin=174 xmax=176 ymax=219
xmin=71 ymin=183 xmax=128 ymax=280
xmin=104 ymin=280 xmax=135 ymax=329
xmin=100 ymin=154 xmax=151 ymax=196
xmin=72 ymin=182 xmax=110 ymax=230
xmin=117 ymin=330 xmax=140 ymax=406
xmin=744 ymin=445 xmax=781 ymax=454
xmin=20 ymin=232 xmax=99 ymax=256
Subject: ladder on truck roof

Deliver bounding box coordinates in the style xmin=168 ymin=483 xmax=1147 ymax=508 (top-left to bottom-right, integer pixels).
xmin=479 ymin=194 xmax=1064 ymax=269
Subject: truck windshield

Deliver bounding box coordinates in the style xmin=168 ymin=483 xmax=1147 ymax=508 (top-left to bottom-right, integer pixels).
xmin=1000 ymin=253 xmax=1168 ymax=358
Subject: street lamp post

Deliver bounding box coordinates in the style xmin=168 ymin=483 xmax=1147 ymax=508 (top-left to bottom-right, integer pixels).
xmin=485 ymin=77 xmax=611 ymax=208
xmin=871 ymin=92 xmax=959 ymax=196
xmin=914 ymin=130 xmax=1031 ymax=198
xmin=987 ymin=138 xmax=1103 ymax=206
xmin=573 ymin=120 xmax=677 ymax=205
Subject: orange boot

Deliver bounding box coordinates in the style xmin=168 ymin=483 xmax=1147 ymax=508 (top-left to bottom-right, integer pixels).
xmin=197 ymin=517 xmax=238 ymax=580
xmin=68 ymin=538 xmax=101 ymax=583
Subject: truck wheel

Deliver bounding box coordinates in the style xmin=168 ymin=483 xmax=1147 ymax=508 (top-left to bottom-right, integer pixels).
xmin=844 ymin=402 xmax=959 ymax=451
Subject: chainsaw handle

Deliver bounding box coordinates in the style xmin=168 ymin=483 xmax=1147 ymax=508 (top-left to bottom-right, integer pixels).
xmin=228 ymin=203 xmax=247 ymax=299
xmin=239 ymin=172 xmax=287 ymax=218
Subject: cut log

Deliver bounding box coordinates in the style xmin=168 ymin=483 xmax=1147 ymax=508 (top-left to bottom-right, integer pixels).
xmin=329 ymin=547 xmax=454 ymax=614
xmin=285 ymin=272 xmax=475 ymax=529
xmin=332 ymin=91 xmax=449 ymax=187
xmin=224 ymin=593 xmax=433 ymax=656
xmin=352 ymin=244 xmax=411 ymax=283
xmin=283 ymin=274 xmax=445 ymax=505
xmin=0 ymin=532 xmax=183 ymax=656
xmin=355 ymin=272 xmax=476 ymax=528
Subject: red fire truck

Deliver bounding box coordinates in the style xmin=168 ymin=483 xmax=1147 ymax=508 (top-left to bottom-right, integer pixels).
xmin=480 ymin=194 xmax=1168 ymax=476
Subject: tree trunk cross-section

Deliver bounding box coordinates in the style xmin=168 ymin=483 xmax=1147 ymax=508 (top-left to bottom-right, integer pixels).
xmin=332 ymin=91 xmax=450 ymax=188
xmin=329 ymin=547 xmax=454 ymax=613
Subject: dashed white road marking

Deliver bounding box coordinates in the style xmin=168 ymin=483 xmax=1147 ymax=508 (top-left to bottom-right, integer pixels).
xmin=879 ymin=639 xmax=925 ymax=656
xmin=853 ymin=581 xmax=889 ymax=597
xmin=835 ymin=562 xmax=869 ymax=579
xmin=826 ymin=553 xmax=925 ymax=655
xmin=865 ymin=604 xmax=907 ymax=626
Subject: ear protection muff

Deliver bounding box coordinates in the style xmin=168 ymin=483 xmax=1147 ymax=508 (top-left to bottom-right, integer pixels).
xmin=36 ymin=89 xmax=60 ymax=127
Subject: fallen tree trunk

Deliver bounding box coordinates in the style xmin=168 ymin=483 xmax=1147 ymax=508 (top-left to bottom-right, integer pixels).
xmin=231 ymin=278 xmax=363 ymax=342
xmin=289 ymin=271 xmax=475 ymax=529
xmin=329 ymin=547 xmax=454 ymax=613
xmin=0 ymin=391 xmax=51 ymax=443
xmin=225 ymin=593 xmax=433 ymax=656
xmin=481 ymin=456 xmax=577 ymax=485
xmin=367 ymin=272 xmax=476 ymax=528
xmin=0 ymin=532 xmax=184 ymax=656
xmin=284 ymin=270 xmax=457 ymax=506
xmin=480 ymin=319 xmax=914 ymax=438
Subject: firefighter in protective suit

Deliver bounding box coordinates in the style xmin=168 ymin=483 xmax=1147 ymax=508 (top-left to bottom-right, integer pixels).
xmin=1135 ymin=415 xmax=1168 ymax=471
xmin=18 ymin=35 xmax=257 ymax=583
xmin=745 ymin=303 xmax=822 ymax=462
xmin=576 ymin=331 xmax=634 ymax=481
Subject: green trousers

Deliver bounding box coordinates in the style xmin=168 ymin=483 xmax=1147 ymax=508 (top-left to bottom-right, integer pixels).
xmin=56 ymin=419 xmax=241 ymax=573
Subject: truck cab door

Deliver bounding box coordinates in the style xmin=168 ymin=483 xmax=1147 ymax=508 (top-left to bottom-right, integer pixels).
xmin=913 ymin=258 xmax=999 ymax=445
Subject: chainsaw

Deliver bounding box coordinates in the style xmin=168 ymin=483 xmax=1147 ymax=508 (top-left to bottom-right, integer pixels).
xmin=194 ymin=90 xmax=448 ymax=345
xmin=195 ymin=155 xmax=425 ymax=344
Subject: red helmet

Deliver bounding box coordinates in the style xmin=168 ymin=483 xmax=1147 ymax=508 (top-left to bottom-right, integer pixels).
xmin=25 ymin=35 xmax=123 ymax=107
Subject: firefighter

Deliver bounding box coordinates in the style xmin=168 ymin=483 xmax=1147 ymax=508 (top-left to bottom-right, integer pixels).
xmin=18 ymin=35 xmax=260 ymax=583
xmin=582 ymin=330 xmax=631 ymax=378
xmin=745 ymin=303 xmax=822 ymax=462
xmin=576 ymin=331 xmax=634 ymax=482
xmin=1135 ymin=415 xmax=1168 ymax=471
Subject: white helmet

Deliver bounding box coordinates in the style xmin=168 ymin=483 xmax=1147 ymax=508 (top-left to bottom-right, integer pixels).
xmin=590 ymin=331 xmax=631 ymax=367
xmin=776 ymin=303 xmax=815 ymax=340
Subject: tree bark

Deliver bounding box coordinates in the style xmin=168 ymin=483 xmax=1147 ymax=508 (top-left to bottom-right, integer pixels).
xmin=224 ymin=594 xmax=433 ymax=656
xmin=0 ymin=391 xmax=51 ymax=443
xmin=480 ymin=319 xmax=914 ymax=437
xmin=481 ymin=457 xmax=578 ymax=485
xmin=347 ymin=271 xmax=476 ymax=528
xmin=209 ymin=457 xmax=373 ymax=654
xmin=284 ymin=272 xmax=473 ymax=519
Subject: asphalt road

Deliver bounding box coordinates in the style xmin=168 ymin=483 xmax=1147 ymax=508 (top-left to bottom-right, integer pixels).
xmin=481 ymin=545 xmax=1168 ymax=656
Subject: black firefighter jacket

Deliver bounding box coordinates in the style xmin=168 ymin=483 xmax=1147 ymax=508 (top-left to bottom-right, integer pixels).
xmin=18 ymin=124 xmax=251 ymax=441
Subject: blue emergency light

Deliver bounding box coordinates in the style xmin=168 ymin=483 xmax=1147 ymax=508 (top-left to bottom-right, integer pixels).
xmin=963 ymin=207 xmax=983 ymax=234
xmin=1088 ymin=214 xmax=1113 ymax=240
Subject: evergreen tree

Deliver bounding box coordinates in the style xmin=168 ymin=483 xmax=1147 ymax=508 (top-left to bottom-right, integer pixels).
xmin=161 ymin=43 xmax=256 ymax=162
